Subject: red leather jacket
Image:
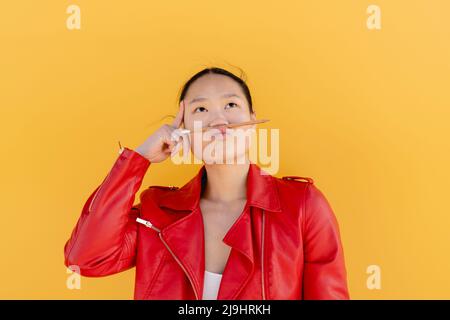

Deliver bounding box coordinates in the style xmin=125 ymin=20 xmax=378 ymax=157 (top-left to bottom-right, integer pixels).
xmin=64 ymin=147 xmax=350 ymax=300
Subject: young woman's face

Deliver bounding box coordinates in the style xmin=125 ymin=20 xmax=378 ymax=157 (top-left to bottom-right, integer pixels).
xmin=181 ymin=74 xmax=256 ymax=164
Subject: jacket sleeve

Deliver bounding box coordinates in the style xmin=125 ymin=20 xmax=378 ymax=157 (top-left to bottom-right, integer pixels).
xmin=301 ymin=183 xmax=350 ymax=299
xmin=63 ymin=147 xmax=151 ymax=277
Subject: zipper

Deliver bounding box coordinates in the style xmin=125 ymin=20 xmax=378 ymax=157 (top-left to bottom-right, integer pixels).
xmin=158 ymin=233 xmax=200 ymax=300
xmin=136 ymin=217 xmax=160 ymax=232
xmin=136 ymin=217 xmax=199 ymax=300
xmin=261 ymin=210 xmax=266 ymax=300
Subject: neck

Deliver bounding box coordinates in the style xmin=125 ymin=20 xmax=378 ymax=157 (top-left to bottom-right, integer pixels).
xmin=202 ymin=162 xmax=250 ymax=203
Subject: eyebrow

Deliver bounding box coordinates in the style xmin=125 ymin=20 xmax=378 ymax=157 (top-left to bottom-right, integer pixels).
xmin=188 ymin=93 xmax=242 ymax=105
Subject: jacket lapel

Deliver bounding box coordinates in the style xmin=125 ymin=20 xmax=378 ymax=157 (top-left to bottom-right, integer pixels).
xmin=155 ymin=162 xmax=282 ymax=300
xmin=217 ymin=203 xmax=255 ymax=299
xmin=159 ymin=207 xmax=205 ymax=299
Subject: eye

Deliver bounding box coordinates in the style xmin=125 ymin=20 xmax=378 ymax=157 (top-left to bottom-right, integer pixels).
xmin=193 ymin=106 xmax=208 ymax=113
xmin=225 ymin=102 xmax=239 ymax=109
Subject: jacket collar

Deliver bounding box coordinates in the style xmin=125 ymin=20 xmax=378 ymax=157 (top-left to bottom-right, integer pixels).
xmin=157 ymin=162 xmax=282 ymax=213
xmin=155 ymin=162 xmax=282 ymax=299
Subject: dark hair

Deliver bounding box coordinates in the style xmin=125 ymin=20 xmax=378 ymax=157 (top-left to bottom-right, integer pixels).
xmin=178 ymin=67 xmax=254 ymax=113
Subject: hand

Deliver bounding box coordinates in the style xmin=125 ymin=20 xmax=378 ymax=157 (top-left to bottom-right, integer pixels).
xmin=134 ymin=100 xmax=189 ymax=163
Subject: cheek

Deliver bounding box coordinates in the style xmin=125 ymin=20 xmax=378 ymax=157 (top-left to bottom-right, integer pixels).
xmin=182 ymin=116 xmax=192 ymax=130
xmin=231 ymin=109 xmax=252 ymax=122
xmin=184 ymin=115 xmax=208 ymax=131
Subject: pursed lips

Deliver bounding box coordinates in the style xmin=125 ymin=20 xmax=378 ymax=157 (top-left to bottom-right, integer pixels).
xmin=209 ymin=126 xmax=230 ymax=139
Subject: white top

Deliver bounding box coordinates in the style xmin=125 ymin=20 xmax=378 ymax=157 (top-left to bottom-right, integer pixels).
xmin=202 ymin=270 xmax=223 ymax=300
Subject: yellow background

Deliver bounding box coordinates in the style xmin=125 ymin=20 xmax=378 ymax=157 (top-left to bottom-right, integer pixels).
xmin=1 ymin=1 xmax=449 ymax=299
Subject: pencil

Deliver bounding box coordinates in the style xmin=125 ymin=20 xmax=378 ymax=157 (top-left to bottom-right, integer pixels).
xmin=177 ymin=119 xmax=270 ymax=134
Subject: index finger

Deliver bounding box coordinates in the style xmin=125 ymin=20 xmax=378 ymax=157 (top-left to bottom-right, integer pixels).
xmin=171 ymin=100 xmax=185 ymax=128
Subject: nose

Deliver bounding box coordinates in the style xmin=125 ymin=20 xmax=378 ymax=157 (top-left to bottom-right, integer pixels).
xmin=209 ymin=119 xmax=228 ymax=127
xmin=208 ymin=113 xmax=229 ymax=129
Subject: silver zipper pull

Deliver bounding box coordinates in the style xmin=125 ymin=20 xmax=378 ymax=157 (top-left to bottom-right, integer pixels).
xmin=136 ymin=217 xmax=153 ymax=228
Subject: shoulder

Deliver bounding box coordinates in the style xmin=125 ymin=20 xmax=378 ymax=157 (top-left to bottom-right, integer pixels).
xmin=275 ymin=175 xmax=330 ymax=207
xmin=274 ymin=175 xmax=315 ymax=196
xmin=138 ymin=184 xmax=180 ymax=202
xmin=275 ymin=176 xmax=314 ymax=188
xmin=278 ymin=175 xmax=314 ymax=184
xmin=273 ymin=175 xmax=331 ymax=214
xmin=273 ymin=175 xmax=338 ymax=231
xmin=147 ymin=185 xmax=180 ymax=191
xmin=269 ymin=175 xmax=315 ymax=214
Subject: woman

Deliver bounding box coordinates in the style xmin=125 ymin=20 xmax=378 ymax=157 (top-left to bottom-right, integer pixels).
xmin=63 ymin=67 xmax=350 ymax=300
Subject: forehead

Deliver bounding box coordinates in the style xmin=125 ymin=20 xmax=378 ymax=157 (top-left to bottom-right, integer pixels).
xmin=184 ymin=74 xmax=245 ymax=101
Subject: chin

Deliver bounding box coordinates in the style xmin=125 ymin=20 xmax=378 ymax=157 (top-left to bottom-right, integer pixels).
xmin=202 ymin=153 xmax=249 ymax=165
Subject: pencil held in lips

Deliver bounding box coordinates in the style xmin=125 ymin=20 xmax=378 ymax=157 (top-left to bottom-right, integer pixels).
xmin=224 ymin=118 xmax=269 ymax=129
xmin=180 ymin=119 xmax=270 ymax=134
